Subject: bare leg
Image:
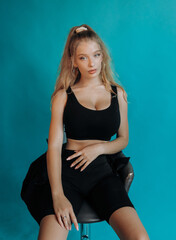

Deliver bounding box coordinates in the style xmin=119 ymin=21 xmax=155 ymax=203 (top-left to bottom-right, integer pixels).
xmin=109 ymin=206 xmax=150 ymax=240
xmin=37 ymin=214 xmax=69 ymax=240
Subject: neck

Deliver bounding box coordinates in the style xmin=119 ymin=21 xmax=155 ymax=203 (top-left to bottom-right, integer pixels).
xmin=78 ymin=76 xmax=103 ymax=88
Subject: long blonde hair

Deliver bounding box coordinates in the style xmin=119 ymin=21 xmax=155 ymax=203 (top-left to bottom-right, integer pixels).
xmin=50 ymin=24 xmax=128 ymax=110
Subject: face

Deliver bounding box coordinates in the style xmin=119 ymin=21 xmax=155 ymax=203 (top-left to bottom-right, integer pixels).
xmin=72 ymin=40 xmax=103 ymax=80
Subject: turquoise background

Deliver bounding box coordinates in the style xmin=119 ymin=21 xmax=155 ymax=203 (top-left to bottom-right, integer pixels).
xmin=1 ymin=0 xmax=176 ymax=239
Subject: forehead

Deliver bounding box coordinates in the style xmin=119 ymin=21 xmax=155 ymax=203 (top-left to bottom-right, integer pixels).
xmin=76 ymin=40 xmax=101 ymax=55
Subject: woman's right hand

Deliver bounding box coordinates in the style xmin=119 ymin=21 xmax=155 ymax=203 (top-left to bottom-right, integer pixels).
xmin=52 ymin=194 xmax=79 ymax=231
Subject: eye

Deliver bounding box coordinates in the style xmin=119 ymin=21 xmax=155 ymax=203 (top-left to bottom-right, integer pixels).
xmin=95 ymin=53 xmax=101 ymax=57
xmin=79 ymin=56 xmax=87 ymax=60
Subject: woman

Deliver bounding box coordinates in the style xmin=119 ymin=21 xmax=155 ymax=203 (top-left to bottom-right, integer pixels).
xmin=22 ymin=24 xmax=150 ymax=240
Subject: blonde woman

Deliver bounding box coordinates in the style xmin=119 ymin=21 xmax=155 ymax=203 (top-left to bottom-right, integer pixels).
xmin=22 ymin=24 xmax=150 ymax=240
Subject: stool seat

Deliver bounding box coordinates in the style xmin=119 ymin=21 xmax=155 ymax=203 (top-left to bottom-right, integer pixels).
xmin=77 ymin=200 xmax=102 ymax=223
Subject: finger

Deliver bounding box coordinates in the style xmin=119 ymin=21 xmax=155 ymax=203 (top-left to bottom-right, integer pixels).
xmin=62 ymin=216 xmax=69 ymax=230
xmin=74 ymin=159 xmax=87 ymax=169
xmin=66 ymin=151 xmax=82 ymax=161
xmin=57 ymin=214 xmax=65 ymax=228
xmin=70 ymin=210 xmax=79 ymax=231
xmin=70 ymin=156 xmax=84 ymax=167
xmin=80 ymin=161 xmax=90 ymax=171
xmin=62 ymin=215 xmax=70 ymax=231
xmin=66 ymin=213 xmax=72 ymax=230
xmin=66 ymin=153 xmax=78 ymax=161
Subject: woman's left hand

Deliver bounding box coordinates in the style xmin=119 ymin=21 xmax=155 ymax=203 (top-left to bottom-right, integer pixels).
xmin=66 ymin=143 xmax=103 ymax=172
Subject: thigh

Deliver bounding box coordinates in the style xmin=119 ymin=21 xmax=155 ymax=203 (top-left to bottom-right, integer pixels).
xmin=109 ymin=207 xmax=150 ymax=240
xmin=86 ymin=173 xmax=135 ymax=224
xmin=62 ymin=178 xmax=85 ymax=221
xmin=29 ymin=178 xmax=85 ymax=226
xmin=38 ymin=214 xmax=69 ymax=240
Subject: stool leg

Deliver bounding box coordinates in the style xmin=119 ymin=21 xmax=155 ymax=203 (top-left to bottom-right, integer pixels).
xmin=80 ymin=223 xmax=91 ymax=240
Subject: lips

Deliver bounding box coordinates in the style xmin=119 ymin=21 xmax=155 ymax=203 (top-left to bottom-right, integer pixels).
xmin=88 ymin=69 xmax=96 ymax=73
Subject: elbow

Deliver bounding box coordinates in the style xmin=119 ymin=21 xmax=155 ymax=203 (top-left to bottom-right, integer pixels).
xmin=124 ymin=137 xmax=129 ymax=148
xmin=124 ymin=140 xmax=129 ymax=148
xmin=120 ymin=136 xmax=129 ymax=148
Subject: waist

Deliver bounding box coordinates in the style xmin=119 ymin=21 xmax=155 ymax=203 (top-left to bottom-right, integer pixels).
xmin=65 ymin=138 xmax=108 ymax=151
xmin=62 ymin=145 xmax=112 ymax=172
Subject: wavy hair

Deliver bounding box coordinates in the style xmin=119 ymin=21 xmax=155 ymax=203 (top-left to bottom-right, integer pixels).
xmin=50 ymin=24 xmax=128 ymax=110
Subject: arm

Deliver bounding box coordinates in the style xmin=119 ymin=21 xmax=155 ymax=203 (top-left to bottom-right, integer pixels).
xmin=46 ymin=89 xmax=79 ymax=231
xmin=46 ymin=89 xmax=67 ymax=199
xmin=98 ymin=87 xmax=129 ymax=155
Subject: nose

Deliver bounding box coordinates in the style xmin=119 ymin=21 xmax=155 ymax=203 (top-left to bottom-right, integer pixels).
xmin=88 ymin=58 xmax=95 ymax=67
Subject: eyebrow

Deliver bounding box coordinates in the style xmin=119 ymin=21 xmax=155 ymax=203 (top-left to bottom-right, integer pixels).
xmin=77 ymin=50 xmax=101 ymax=56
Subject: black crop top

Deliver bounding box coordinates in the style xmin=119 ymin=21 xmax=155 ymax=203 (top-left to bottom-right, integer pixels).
xmin=63 ymin=85 xmax=121 ymax=141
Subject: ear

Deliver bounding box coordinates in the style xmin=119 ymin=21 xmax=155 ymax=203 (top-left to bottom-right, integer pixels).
xmin=71 ymin=56 xmax=78 ymax=68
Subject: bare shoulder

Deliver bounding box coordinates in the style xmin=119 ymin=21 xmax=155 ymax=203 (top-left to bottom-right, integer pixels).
xmin=115 ymin=86 xmax=129 ymax=140
xmin=116 ymin=86 xmax=127 ymax=103
xmin=51 ymin=88 xmax=68 ymax=112
xmin=48 ymin=89 xmax=67 ymax=148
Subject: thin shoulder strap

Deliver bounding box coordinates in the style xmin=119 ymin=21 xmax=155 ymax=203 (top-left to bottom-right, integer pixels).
xmin=111 ymin=85 xmax=117 ymax=98
xmin=66 ymin=86 xmax=72 ymax=94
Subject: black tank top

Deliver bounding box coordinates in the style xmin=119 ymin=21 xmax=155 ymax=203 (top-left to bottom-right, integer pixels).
xmin=63 ymin=84 xmax=120 ymax=141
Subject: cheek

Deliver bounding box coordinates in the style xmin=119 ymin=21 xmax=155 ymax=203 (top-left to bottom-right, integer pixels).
xmin=97 ymin=56 xmax=103 ymax=64
xmin=77 ymin=62 xmax=83 ymax=69
xmin=80 ymin=62 xmax=88 ymax=70
xmin=78 ymin=65 xmax=88 ymax=73
xmin=97 ymin=59 xmax=103 ymax=68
